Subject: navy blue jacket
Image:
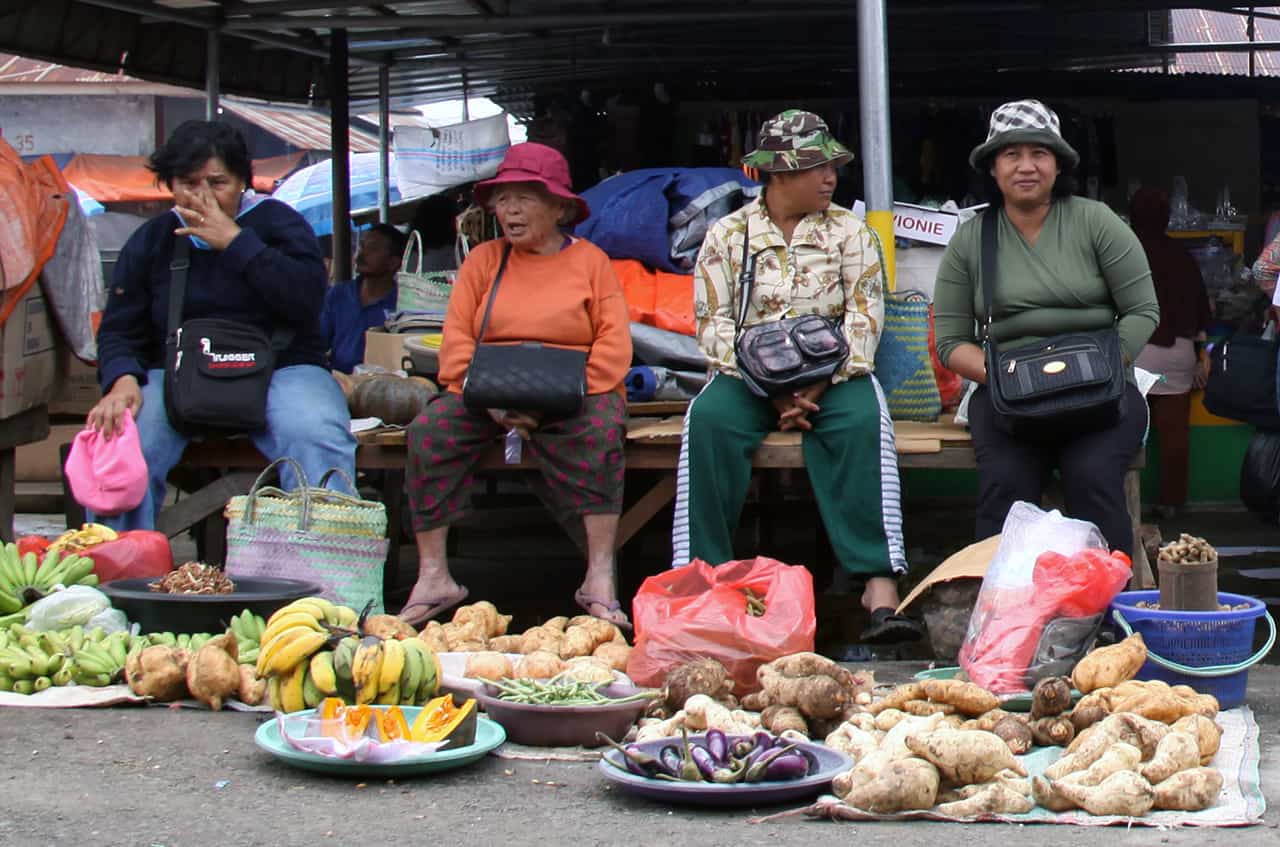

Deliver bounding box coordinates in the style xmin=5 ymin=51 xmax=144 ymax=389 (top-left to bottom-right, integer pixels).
xmin=97 ymin=198 xmax=328 ymax=393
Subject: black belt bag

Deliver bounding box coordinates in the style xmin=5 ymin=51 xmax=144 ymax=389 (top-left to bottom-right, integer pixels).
xmin=733 ymin=223 xmax=848 ymax=398
xmin=980 ymin=210 xmax=1125 ymax=439
xmin=461 ymin=244 xmax=588 ymax=418
xmin=163 ymin=238 xmax=292 ymax=435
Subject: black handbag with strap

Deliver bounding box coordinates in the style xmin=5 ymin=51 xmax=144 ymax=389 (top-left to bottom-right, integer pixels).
xmin=1203 ymin=323 xmax=1280 ymax=430
xmin=980 ymin=209 xmax=1126 ymax=438
xmin=461 ymin=243 xmax=589 ymax=418
xmin=732 ymin=222 xmax=849 ymax=398
xmin=163 ymin=237 xmax=293 ymax=435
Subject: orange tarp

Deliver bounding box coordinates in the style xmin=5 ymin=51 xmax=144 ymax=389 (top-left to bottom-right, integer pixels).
xmin=611 ymin=259 xmax=695 ymax=337
xmin=62 ymin=154 xmax=171 ymax=203
xmin=0 ymin=138 xmax=69 ymax=324
xmin=64 ymin=152 xmax=308 ymax=202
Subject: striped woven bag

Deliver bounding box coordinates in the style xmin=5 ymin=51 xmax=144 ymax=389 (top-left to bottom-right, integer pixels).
xmin=874 ymin=290 xmax=942 ymax=422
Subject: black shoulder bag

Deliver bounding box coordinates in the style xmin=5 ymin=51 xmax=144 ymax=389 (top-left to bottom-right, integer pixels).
xmin=980 ymin=209 xmax=1126 ymax=439
xmin=461 ymin=244 xmax=588 ymax=418
xmin=732 ymin=223 xmax=849 ymax=398
xmin=163 ymin=237 xmax=293 ymax=435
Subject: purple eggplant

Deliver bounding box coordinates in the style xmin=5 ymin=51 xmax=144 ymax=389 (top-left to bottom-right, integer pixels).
xmin=751 ymin=730 xmax=775 ymax=751
xmin=744 ymin=743 xmax=800 ymax=783
xmin=762 ymin=751 xmax=810 ymax=781
xmin=704 ymin=729 xmax=730 ymax=765
xmin=595 ymin=733 xmax=670 ymax=778
xmin=689 ymin=743 xmax=719 ymax=781
xmin=658 ymin=745 xmax=683 ymax=776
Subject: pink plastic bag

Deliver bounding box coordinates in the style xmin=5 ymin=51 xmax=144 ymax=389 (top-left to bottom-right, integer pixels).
xmin=64 ymin=410 xmax=148 ymax=516
xmin=626 ymin=557 xmax=815 ymax=694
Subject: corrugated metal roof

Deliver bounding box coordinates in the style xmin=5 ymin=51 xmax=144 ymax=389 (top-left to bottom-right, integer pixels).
xmin=1167 ymin=8 xmax=1280 ymax=76
xmin=0 ymin=53 xmax=139 ymax=84
xmin=219 ymin=98 xmax=380 ymax=153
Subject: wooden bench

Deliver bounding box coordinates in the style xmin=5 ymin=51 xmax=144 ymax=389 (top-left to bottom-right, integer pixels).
xmin=92 ymin=402 xmax=1152 ymax=598
xmin=1 ymin=405 xmax=51 ymax=542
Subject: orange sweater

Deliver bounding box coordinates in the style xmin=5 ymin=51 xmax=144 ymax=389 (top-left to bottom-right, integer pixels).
xmin=438 ymin=237 xmax=632 ymax=397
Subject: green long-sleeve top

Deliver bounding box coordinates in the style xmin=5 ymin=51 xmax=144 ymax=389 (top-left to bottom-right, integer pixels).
xmin=933 ymin=197 xmax=1160 ymax=371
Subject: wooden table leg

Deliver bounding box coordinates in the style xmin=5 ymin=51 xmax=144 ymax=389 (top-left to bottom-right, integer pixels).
xmin=1125 ymin=468 xmax=1155 ymax=589
xmin=615 ymin=474 xmax=678 ymax=551
xmin=0 ymin=447 xmax=14 ymax=543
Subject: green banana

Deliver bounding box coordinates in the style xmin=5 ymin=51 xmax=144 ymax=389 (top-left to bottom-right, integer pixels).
xmin=0 ymin=674 xmax=12 ymax=691
xmin=32 ymin=675 xmax=51 ymax=692
xmin=19 ymin=552 xmax=37 ymax=590
xmin=12 ymin=679 xmax=34 ymax=695
xmin=52 ymin=664 xmax=75 ymax=686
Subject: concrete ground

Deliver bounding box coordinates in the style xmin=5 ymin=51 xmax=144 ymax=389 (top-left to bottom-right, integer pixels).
xmin=0 ymin=663 xmax=1275 ymax=846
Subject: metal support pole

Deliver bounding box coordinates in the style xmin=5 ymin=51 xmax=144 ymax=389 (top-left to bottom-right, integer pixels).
xmin=205 ymin=30 xmax=220 ymax=120
xmin=856 ymin=0 xmax=895 ymax=288
xmin=378 ymin=65 xmax=391 ymax=223
xmin=461 ymin=66 xmax=471 ymax=122
xmin=331 ymin=29 xmax=352 ymax=279
xmin=1249 ymin=8 xmax=1257 ymax=78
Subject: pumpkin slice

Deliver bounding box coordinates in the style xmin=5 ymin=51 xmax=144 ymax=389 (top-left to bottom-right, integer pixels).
xmin=411 ymin=694 xmax=478 ymax=747
xmin=378 ymin=705 xmax=413 ymax=743
xmin=342 ymin=704 xmax=376 ymax=742
xmin=318 ymin=697 xmax=346 ymax=738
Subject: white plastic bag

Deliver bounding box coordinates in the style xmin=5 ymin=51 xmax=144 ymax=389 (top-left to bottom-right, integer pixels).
xmin=85 ymin=606 xmax=130 ymax=635
xmin=26 ymin=585 xmax=111 ymax=631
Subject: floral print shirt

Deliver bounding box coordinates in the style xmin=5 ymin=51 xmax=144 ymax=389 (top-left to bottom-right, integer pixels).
xmin=693 ymin=197 xmax=886 ymax=382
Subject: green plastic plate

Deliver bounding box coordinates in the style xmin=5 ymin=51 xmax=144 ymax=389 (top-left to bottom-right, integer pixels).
xmin=912 ymin=666 xmax=1081 ymax=713
xmin=254 ymin=707 xmax=506 ymax=777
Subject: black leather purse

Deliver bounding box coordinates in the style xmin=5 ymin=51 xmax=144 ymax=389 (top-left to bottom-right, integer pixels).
xmin=462 ymin=244 xmax=588 ymax=418
xmin=1203 ymin=323 xmax=1280 ymax=430
xmin=980 ymin=210 xmax=1126 ymax=439
xmin=733 ymin=223 xmax=848 ymax=398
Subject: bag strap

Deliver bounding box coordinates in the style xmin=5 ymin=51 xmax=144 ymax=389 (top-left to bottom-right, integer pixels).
xmin=167 ymin=235 xmax=191 ymax=338
xmin=474 ymin=242 xmax=514 ymax=344
xmin=980 ymin=208 xmax=998 ymax=342
xmin=733 ymin=221 xmax=759 ymax=338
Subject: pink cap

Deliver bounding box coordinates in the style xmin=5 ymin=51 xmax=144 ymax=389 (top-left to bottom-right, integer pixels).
xmin=473 ymin=142 xmax=590 ymax=225
xmin=65 ymin=409 xmax=148 ymax=517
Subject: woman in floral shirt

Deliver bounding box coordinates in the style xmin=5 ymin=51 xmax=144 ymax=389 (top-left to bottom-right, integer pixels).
xmin=672 ymin=110 xmax=919 ymax=644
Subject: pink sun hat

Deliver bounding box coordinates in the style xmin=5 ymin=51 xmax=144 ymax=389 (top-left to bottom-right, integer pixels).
xmin=64 ymin=409 xmax=148 ymax=516
xmin=473 ymin=142 xmax=590 ymax=225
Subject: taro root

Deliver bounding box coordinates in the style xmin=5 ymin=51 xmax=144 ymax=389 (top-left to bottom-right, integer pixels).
xmin=1030 ymin=677 xmax=1073 ymax=719
xmin=993 ymin=714 xmax=1034 ymax=754
xmin=186 ymin=631 xmax=241 ymax=711
xmin=662 ymin=658 xmax=734 ymax=712
xmin=125 ymin=645 xmax=191 ymax=702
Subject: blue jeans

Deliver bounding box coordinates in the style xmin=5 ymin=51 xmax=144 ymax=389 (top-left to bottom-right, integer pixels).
xmin=95 ymin=365 xmax=356 ymax=532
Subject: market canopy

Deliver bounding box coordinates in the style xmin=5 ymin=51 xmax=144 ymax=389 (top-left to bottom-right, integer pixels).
xmin=5 ymin=2 xmax=1280 ymax=111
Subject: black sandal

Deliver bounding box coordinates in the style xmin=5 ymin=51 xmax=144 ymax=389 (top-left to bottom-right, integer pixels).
xmin=860 ymin=607 xmax=924 ymax=644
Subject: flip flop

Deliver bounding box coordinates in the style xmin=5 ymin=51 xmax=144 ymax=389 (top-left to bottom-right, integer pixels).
xmin=860 ymin=607 xmax=924 ymax=645
xmin=574 ymin=588 xmax=633 ymax=633
xmin=399 ymin=585 xmax=470 ymax=628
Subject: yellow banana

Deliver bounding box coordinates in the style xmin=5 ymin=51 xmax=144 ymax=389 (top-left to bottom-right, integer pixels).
xmin=267 ymin=675 xmax=283 ymax=711
xmin=308 ymin=651 xmax=338 ymax=696
xmin=267 ymin=601 xmax=324 ymax=628
xmin=278 ymin=661 xmax=308 ymax=713
xmin=375 ymin=681 xmax=400 ymax=706
xmin=331 ymin=605 xmax=359 ymax=628
xmin=378 ymin=639 xmax=404 ymax=693
xmin=301 ymin=668 xmax=322 ymax=709
xmin=351 ymin=636 xmax=384 ymax=706
xmin=258 ymin=629 xmax=328 ymax=678
xmin=259 ymin=612 xmax=324 ymax=646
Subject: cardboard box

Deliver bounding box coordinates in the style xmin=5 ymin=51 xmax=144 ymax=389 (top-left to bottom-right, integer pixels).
xmin=853 ymin=200 xmax=987 ymax=247
xmin=48 ymin=343 xmax=102 ymax=416
xmin=0 ymin=285 xmax=57 ymax=419
xmin=362 ymin=328 xmax=411 ymax=373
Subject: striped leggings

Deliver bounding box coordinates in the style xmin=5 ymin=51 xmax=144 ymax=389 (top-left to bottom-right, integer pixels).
xmin=670 ymin=373 xmax=907 ymax=576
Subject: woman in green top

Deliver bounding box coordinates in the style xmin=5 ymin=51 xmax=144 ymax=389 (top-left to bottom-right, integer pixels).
xmin=933 ymin=100 xmax=1159 ymax=555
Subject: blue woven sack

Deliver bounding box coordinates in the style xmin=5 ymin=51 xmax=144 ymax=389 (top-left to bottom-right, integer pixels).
xmin=874 ymin=290 xmax=942 ymax=422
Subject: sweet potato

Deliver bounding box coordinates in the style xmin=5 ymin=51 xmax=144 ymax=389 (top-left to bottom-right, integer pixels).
xmin=939 ymin=770 xmax=1030 ymax=804
xmin=905 ymin=728 xmax=1027 ymax=785
xmin=868 ymin=682 xmax=923 ymax=715
xmin=463 ymin=651 xmax=513 ymax=681
xmin=1151 ymin=767 xmax=1224 ymax=811
xmin=874 ymin=708 xmax=908 ymax=732
xmin=1031 ymin=776 xmax=1076 ymax=813
xmin=1139 ymin=730 xmax=1201 ymax=784
xmin=1063 ymin=713 xmax=1168 ymax=762
xmin=1071 ymin=634 xmax=1147 ymax=693
xmin=1060 ymin=742 xmax=1142 ymax=787
xmin=1044 ymin=717 xmax=1124 ymax=780
xmin=901 ymin=699 xmax=957 ymax=717
xmin=1172 ymin=714 xmax=1222 ymax=765
xmin=513 ymin=650 xmax=565 ymax=680
xmin=936 ymin=782 xmax=1034 ymax=817
xmin=838 ymin=758 xmax=940 ymax=812
xmin=1051 ymin=770 xmax=1155 ymax=817
xmin=1030 ymin=676 xmax=1073 ymax=719
xmin=992 ymin=715 xmax=1034 ymax=755
xmin=1111 ymin=688 xmax=1192 ymax=724
xmin=919 ymin=678 xmax=1001 ymax=717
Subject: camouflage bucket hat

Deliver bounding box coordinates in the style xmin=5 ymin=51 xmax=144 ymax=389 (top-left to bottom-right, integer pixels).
xmin=741 ymin=109 xmax=853 ymax=173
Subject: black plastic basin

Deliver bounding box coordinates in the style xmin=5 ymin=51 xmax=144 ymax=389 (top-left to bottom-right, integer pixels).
xmin=101 ymin=576 xmax=323 ymax=635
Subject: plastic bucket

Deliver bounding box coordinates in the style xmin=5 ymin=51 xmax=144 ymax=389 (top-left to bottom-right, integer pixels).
xmin=1109 ymin=591 xmax=1276 ymax=709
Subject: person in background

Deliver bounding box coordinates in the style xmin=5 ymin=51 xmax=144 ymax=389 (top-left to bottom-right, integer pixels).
xmin=410 ymin=193 xmax=460 ymax=272
xmin=319 ymin=223 xmax=408 ymax=374
xmin=1130 ymin=187 xmax=1211 ymax=519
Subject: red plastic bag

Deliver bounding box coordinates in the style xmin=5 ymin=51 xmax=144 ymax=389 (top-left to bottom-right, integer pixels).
xmin=82 ymin=531 xmax=174 ymax=584
xmin=626 ymin=557 xmax=815 ymax=694
xmin=928 ymin=304 xmax=964 ymax=408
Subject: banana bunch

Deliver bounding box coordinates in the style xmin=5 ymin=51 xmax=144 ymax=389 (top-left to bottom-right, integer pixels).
xmin=47 ymin=522 xmax=117 ymax=556
xmin=228 ymin=610 xmax=268 ymax=666
xmin=254 ymin=596 xmax=357 ymax=682
xmin=144 ymin=632 xmax=216 ymax=652
xmin=0 ymin=625 xmax=140 ymax=693
xmin=267 ymin=635 xmax=438 ymax=712
xmin=0 ymin=543 xmax=99 ymax=621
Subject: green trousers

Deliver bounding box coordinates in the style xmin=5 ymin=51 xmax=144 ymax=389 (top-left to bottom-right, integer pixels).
xmin=672 ymin=373 xmax=906 ymax=576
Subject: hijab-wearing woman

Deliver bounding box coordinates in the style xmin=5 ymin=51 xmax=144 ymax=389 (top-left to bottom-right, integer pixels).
xmin=674 ymin=110 xmax=919 ymax=644
xmin=933 ymin=100 xmax=1159 ymax=555
xmin=400 ymin=143 xmax=633 ymax=629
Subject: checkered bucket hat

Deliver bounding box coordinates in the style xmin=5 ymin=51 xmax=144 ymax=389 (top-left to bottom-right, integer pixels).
xmin=968 ymin=99 xmax=1080 ymax=171
xmin=741 ymin=109 xmax=853 ymax=173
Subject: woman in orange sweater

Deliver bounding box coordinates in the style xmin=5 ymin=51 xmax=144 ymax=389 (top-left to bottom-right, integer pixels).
xmin=401 ymin=143 xmax=633 ymax=628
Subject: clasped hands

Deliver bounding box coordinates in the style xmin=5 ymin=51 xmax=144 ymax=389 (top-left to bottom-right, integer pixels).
xmin=772 ymin=381 xmax=828 ymax=431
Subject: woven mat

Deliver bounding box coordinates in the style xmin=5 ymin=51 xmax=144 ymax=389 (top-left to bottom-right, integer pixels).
xmin=0 ymin=684 xmax=271 ymax=712
xmin=756 ymin=707 xmax=1264 ymax=828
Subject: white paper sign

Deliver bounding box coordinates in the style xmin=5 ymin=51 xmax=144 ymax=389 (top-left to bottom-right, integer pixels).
xmin=393 ymin=113 xmax=510 ymax=199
